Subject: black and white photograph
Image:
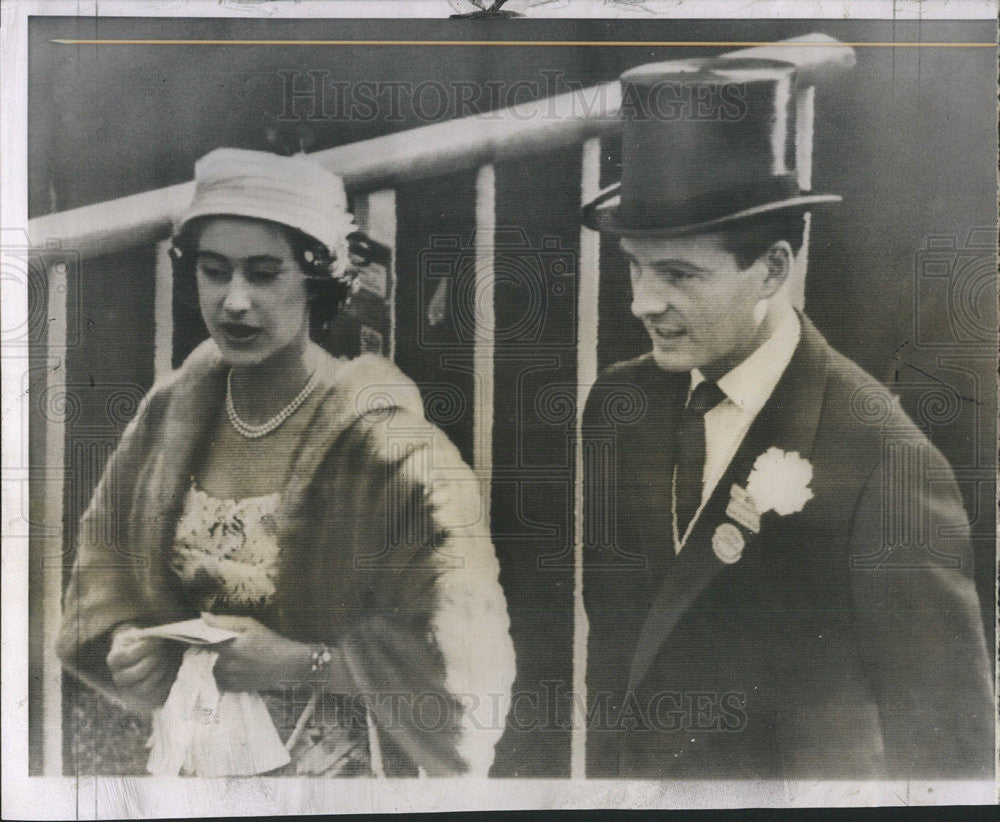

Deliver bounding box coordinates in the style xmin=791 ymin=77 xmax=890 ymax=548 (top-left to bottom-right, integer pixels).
xmin=2 ymin=0 xmax=997 ymax=816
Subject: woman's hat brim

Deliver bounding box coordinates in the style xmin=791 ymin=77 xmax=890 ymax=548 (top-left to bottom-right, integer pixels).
xmin=582 ymin=184 xmax=842 ymax=238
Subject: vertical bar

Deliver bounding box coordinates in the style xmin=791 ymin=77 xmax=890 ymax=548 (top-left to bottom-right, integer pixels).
xmin=474 ymin=165 xmax=495 ymax=513
xmin=3 ymin=5 xmax=33 ymax=782
xmin=154 ymin=239 xmax=173 ymax=380
xmin=355 ymin=189 xmax=398 ymax=360
xmin=795 ymin=85 xmax=816 ymax=192
xmin=572 ymin=137 xmax=602 ymax=778
xmin=793 ymin=211 xmax=813 ymax=312
xmin=42 ymin=260 xmax=68 ymax=776
xmin=788 ymin=85 xmax=816 ymax=311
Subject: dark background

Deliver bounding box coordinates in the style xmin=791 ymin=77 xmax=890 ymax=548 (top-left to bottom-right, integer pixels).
xmin=27 ymin=17 xmax=997 ymax=777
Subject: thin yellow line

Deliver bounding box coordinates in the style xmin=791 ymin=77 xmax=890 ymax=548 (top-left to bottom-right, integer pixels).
xmin=50 ymin=39 xmax=997 ymax=48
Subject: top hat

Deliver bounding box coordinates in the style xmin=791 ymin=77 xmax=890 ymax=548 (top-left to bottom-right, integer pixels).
xmin=582 ymin=58 xmax=841 ymax=237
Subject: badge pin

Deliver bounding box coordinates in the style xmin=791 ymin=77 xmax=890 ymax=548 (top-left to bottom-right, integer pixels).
xmin=726 ymin=484 xmax=761 ymax=534
xmin=712 ymin=522 xmax=745 ymax=565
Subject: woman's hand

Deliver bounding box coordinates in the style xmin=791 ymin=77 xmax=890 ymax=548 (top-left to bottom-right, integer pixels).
xmin=202 ymin=613 xmax=310 ymax=692
xmin=106 ymin=624 xmax=178 ymax=709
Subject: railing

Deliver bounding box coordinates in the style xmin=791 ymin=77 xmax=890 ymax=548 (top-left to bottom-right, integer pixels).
xmin=27 ymin=33 xmax=855 ymax=777
xmin=27 ymin=33 xmax=853 ymax=259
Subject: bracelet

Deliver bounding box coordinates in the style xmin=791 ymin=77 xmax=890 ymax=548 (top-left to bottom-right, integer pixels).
xmin=309 ymin=644 xmax=333 ymax=675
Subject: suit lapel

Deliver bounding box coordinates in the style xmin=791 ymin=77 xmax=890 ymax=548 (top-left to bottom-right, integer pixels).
xmin=621 ymin=360 xmax=689 ymax=569
xmin=625 ymin=315 xmax=832 ymax=694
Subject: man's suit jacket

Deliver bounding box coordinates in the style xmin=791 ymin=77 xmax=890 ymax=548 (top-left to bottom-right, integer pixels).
xmin=582 ymin=315 xmax=993 ymax=779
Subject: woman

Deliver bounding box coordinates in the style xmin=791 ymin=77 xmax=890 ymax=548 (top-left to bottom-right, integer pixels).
xmin=57 ymin=148 xmax=516 ymax=777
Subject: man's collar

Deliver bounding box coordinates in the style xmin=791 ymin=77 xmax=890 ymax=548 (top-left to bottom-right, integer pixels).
xmin=690 ymin=307 xmax=802 ymax=415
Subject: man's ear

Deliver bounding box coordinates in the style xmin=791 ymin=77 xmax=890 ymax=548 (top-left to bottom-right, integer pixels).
xmin=759 ymin=240 xmax=793 ymax=298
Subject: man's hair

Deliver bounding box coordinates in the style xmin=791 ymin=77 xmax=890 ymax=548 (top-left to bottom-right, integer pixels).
xmin=714 ymin=210 xmax=807 ymax=270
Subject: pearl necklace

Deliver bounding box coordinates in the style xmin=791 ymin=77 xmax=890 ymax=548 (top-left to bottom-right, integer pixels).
xmin=226 ymin=369 xmax=317 ymax=439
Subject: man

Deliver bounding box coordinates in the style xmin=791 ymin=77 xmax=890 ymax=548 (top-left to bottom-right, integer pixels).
xmin=581 ymin=58 xmax=993 ymax=779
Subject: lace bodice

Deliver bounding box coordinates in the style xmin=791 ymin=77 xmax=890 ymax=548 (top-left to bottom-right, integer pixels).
xmin=168 ymin=482 xmax=370 ymax=776
xmin=169 ymin=484 xmax=283 ymax=614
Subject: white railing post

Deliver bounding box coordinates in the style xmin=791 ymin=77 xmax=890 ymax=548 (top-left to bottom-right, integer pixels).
xmin=154 ymin=239 xmax=174 ymax=380
xmin=572 ymin=137 xmax=602 ymax=779
xmin=474 ymin=166 xmax=496 ymax=516
xmin=42 ymin=259 xmax=68 ymax=776
xmin=353 ymin=189 xmax=398 ymax=360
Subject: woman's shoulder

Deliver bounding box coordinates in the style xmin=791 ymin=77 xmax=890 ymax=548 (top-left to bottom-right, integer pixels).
xmin=312 ymin=350 xmax=426 ymax=422
xmin=110 ymin=339 xmax=227 ymax=451
xmin=280 ymin=352 xmax=451 ymax=506
xmin=149 ymin=338 xmax=226 ymax=399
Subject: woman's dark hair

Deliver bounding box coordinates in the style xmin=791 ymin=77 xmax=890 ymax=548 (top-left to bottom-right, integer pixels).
xmin=715 ymin=209 xmax=807 ymax=270
xmin=168 ymin=215 xmax=354 ymax=335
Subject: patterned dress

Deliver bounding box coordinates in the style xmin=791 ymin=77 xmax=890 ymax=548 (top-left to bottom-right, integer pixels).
xmin=169 ymin=483 xmax=371 ymax=776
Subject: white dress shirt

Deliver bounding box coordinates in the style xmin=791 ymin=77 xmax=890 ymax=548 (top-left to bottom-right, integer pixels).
xmin=681 ymin=308 xmax=801 ymax=552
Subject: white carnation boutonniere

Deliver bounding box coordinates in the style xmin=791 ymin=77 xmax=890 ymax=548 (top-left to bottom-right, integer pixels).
xmin=745 ymin=447 xmax=815 ymax=517
xmin=717 ymin=448 xmax=814 ymax=564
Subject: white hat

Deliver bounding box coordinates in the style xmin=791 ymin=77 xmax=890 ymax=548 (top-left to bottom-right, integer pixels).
xmin=178 ymin=148 xmax=356 ymax=255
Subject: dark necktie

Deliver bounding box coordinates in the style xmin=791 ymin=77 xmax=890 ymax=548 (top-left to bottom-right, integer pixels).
xmin=674 ymin=379 xmax=726 ymax=538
